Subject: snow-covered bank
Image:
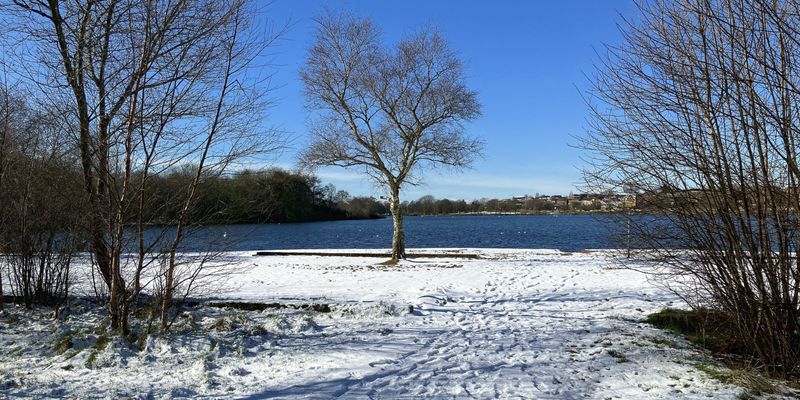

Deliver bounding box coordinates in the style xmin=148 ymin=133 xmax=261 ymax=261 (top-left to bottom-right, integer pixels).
xmin=0 ymin=249 xmax=781 ymax=398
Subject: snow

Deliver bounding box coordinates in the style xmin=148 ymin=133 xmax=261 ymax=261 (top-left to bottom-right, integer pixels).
xmin=0 ymin=249 xmax=786 ymax=399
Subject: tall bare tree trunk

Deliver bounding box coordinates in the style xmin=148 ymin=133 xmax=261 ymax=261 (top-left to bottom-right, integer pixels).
xmin=46 ymin=0 xmax=115 ymax=313
xmin=0 ymin=83 xmax=7 ymax=313
xmin=389 ymin=186 xmax=405 ymax=261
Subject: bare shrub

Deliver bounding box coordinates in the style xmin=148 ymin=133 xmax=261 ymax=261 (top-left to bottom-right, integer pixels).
xmin=582 ymin=0 xmax=800 ymax=376
xmin=0 ymin=87 xmax=85 ymax=308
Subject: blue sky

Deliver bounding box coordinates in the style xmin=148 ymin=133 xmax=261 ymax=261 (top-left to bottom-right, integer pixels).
xmin=261 ymin=0 xmax=635 ymax=201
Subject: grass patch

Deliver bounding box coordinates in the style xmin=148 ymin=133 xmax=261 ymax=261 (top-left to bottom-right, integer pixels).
xmin=203 ymin=301 xmax=331 ymax=313
xmin=63 ymin=349 xmax=80 ymax=360
xmin=607 ymin=349 xmax=629 ymax=363
xmin=644 ymin=308 xmax=738 ymax=353
xmin=737 ymin=390 xmax=760 ymax=400
xmin=695 ymin=363 xmax=775 ymax=393
xmin=8 ymin=346 xmax=24 ymax=357
xmin=134 ymin=331 xmax=149 ymax=351
xmin=53 ymin=336 xmax=73 ymax=355
xmin=696 ymin=362 xmax=733 ymax=383
xmin=1 ymin=313 xmax=21 ymax=325
xmin=86 ymin=350 xmax=98 ymax=368
xmin=649 ymin=336 xmax=678 ymax=348
xmin=649 ymin=309 xmax=780 ymax=393
xmin=93 ymin=335 xmax=110 ymax=350
xmin=646 ymin=309 xmax=706 ymax=340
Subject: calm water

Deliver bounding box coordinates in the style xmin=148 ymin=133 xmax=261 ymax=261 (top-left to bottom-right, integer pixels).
xmin=172 ymin=214 xmax=632 ymax=252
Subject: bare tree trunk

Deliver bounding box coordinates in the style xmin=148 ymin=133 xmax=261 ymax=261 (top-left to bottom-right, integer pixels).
xmin=0 ymin=81 xmax=7 ymax=313
xmin=389 ymin=186 xmax=405 ymax=261
xmin=0 ymin=259 xmax=4 ymax=312
xmin=45 ymin=0 xmax=115 ymax=308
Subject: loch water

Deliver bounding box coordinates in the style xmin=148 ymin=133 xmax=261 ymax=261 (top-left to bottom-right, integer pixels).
xmin=167 ymin=214 xmax=640 ymax=252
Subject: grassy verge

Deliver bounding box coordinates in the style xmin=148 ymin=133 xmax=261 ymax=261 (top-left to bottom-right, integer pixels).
xmin=645 ymin=308 xmax=799 ymax=395
xmin=643 ymin=308 xmax=750 ymax=354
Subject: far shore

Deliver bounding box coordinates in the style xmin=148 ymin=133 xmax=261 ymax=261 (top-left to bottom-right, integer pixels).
xmin=406 ymin=210 xmax=616 ymax=217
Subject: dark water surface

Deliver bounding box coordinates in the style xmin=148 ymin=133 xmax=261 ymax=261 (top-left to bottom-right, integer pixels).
xmin=172 ymin=214 xmax=633 ymax=252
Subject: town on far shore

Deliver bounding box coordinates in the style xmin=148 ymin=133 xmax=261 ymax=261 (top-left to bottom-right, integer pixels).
xmin=403 ymin=192 xmax=638 ymax=215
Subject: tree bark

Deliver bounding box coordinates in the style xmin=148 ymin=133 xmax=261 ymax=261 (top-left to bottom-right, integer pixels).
xmin=389 ymin=186 xmax=405 ymax=261
xmin=0 ymin=87 xmax=6 ymax=313
xmin=46 ymin=1 xmax=118 ymax=330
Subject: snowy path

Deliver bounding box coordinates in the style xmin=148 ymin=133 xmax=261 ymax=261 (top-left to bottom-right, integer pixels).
xmin=1 ymin=250 xmax=754 ymax=399
xmin=233 ymin=250 xmax=741 ymax=399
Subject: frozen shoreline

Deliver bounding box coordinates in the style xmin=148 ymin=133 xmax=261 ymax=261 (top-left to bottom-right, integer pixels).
xmin=0 ymin=249 xmax=768 ymax=398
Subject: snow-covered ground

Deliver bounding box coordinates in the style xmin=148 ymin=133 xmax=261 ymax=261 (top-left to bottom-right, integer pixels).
xmin=0 ymin=249 xmax=785 ymax=399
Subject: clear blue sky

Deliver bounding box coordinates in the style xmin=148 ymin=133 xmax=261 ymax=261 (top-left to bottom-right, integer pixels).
xmin=261 ymin=0 xmax=635 ymax=201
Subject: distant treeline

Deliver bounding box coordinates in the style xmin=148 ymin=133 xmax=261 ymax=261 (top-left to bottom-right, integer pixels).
xmin=144 ymin=168 xmax=388 ymax=224
xmin=402 ymin=195 xmax=607 ymax=215
xmin=1 ymin=155 xmax=387 ymax=230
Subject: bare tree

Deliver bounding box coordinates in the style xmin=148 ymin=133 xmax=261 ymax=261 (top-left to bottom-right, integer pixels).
xmin=0 ymin=81 xmax=10 ymax=313
xmin=300 ymin=13 xmax=482 ymax=261
xmin=3 ymin=0 xmax=283 ymax=334
xmin=582 ymin=0 xmax=800 ymax=376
